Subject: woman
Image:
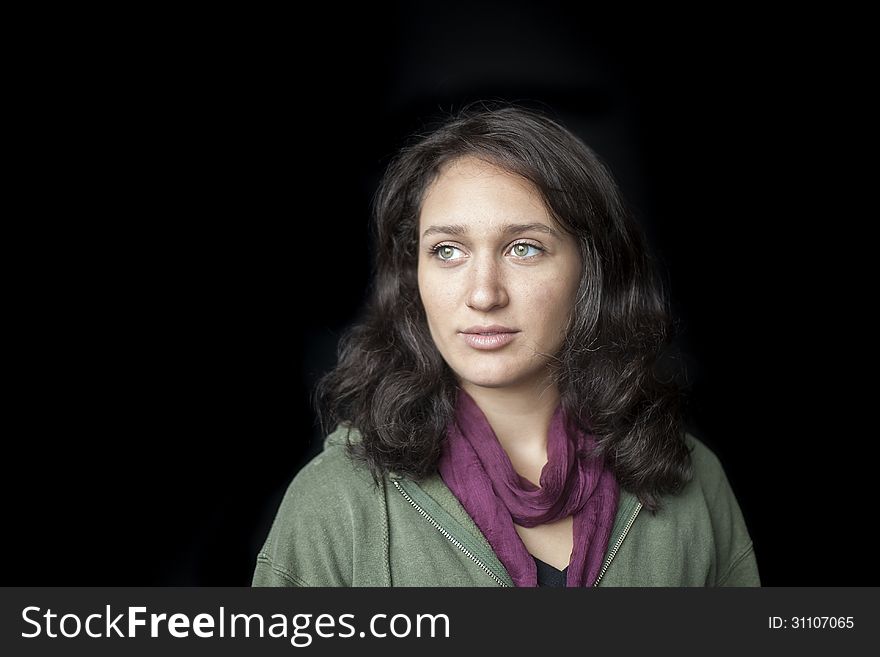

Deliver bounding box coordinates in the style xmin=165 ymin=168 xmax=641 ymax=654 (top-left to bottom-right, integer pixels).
xmin=252 ymin=103 xmax=760 ymax=587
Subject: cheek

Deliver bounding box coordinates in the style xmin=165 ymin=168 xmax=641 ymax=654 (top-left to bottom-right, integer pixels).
xmin=548 ymin=259 xmax=582 ymax=316
xmin=524 ymin=278 xmax=579 ymax=339
xmin=418 ymin=270 xmax=454 ymax=326
xmin=525 ymin=279 xmax=570 ymax=310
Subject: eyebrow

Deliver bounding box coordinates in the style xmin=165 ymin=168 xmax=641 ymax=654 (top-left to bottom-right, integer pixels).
xmin=421 ymin=222 xmax=559 ymax=239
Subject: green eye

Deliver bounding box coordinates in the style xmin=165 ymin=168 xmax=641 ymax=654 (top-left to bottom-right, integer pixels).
xmin=439 ymin=246 xmax=456 ymax=260
xmin=511 ymin=243 xmax=541 ymax=257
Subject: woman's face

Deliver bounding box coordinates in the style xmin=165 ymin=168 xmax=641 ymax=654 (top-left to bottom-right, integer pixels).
xmin=417 ymin=156 xmax=583 ymax=393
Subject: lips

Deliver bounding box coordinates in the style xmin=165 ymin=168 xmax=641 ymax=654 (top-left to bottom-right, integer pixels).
xmin=459 ymin=326 xmax=519 ymax=351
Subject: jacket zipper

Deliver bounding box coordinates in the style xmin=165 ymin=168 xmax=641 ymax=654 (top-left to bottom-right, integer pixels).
xmin=392 ymin=480 xmax=510 ymax=587
xmin=394 ymin=479 xmax=642 ymax=588
xmin=592 ymin=501 xmax=642 ymax=586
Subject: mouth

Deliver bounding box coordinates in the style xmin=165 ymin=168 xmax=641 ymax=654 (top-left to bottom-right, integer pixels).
xmin=459 ymin=329 xmax=519 ymax=351
xmin=460 ymin=325 xmax=519 ymax=335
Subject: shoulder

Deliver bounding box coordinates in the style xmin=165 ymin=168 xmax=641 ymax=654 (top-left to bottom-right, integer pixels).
xmin=651 ymin=431 xmax=750 ymax=544
xmin=252 ymin=425 xmax=382 ymax=586
xmin=610 ymin=431 xmax=759 ymax=587
xmin=682 ymin=431 xmax=730 ymax=498
xmin=683 ymin=431 xmax=721 ymax=470
xmin=277 ymin=424 xmax=378 ymax=514
xmin=677 ymin=431 xmax=760 ymax=585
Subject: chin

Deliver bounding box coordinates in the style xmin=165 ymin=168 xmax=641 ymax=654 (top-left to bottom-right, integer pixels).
xmin=453 ymin=365 xmax=522 ymax=389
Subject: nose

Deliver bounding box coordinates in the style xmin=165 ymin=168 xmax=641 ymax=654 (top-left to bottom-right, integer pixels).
xmin=465 ymin=258 xmax=509 ymax=312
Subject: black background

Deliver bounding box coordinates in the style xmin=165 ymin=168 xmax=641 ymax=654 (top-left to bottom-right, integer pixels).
xmin=7 ymin=4 xmax=871 ymax=585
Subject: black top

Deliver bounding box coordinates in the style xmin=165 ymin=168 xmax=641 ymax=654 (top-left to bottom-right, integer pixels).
xmin=533 ymin=555 xmax=568 ymax=587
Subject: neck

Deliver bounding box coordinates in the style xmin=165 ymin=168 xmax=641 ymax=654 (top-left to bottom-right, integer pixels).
xmin=459 ymin=376 xmax=561 ymax=457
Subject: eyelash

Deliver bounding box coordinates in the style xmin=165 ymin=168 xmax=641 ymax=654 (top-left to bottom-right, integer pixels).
xmin=427 ymin=241 xmax=545 ymax=261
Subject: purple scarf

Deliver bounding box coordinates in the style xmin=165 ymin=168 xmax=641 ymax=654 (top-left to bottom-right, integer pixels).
xmin=437 ymin=388 xmax=620 ymax=587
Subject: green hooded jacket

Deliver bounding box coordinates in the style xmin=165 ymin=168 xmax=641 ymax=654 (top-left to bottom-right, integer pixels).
xmin=252 ymin=425 xmax=760 ymax=587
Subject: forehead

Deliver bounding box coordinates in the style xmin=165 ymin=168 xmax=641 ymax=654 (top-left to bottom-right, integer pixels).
xmin=419 ymin=157 xmax=550 ymax=228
